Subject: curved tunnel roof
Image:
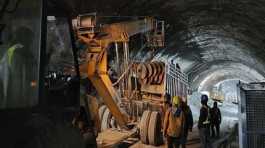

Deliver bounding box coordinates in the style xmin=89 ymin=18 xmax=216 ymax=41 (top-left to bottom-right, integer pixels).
xmin=52 ymin=0 xmax=265 ymax=90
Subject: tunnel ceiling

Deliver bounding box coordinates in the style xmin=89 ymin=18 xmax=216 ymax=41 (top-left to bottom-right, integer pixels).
xmin=51 ymin=0 xmax=265 ymax=90
xmin=195 ymin=63 xmax=265 ymax=92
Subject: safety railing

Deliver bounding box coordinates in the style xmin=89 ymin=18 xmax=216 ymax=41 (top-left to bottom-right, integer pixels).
xmin=165 ymin=62 xmax=190 ymax=98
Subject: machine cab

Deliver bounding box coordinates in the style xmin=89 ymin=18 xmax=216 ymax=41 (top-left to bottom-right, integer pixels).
xmin=0 ymin=0 xmax=80 ymax=110
xmin=0 ymin=0 xmax=43 ymax=109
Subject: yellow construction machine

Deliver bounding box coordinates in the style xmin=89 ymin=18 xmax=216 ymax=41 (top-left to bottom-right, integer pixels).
xmin=72 ymin=13 xmax=164 ymax=127
xmin=72 ymin=13 xmax=189 ymax=146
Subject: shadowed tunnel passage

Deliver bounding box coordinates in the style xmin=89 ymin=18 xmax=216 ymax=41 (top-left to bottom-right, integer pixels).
xmin=47 ymin=0 xmax=265 ymax=146
xmin=49 ymin=0 xmax=265 ymax=92
xmin=1 ymin=0 xmax=265 ymax=147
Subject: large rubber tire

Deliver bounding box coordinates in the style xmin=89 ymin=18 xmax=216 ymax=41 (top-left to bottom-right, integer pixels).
xmin=101 ymin=108 xmax=112 ymax=131
xmin=140 ymin=110 xmax=151 ymax=144
xmin=110 ymin=116 xmax=118 ymax=129
xmin=98 ymin=105 xmax=107 ymax=122
xmin=148 ymin=111 xmax=163 ymax=146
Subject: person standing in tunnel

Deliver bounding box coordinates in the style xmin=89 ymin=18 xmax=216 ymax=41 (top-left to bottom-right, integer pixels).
xmin=198 ymin=95 xmax=212 ymax=148
xmin=164 ymin=93 xmax=172 ymax=109
xmin=210 ymin=101 xmax=221 ymax=138
xmin=180 ymin=97 xmax=193 ymax=148
xmin=0 ymin=26 xmax=36 ymax=108
xmin=163 ymin=96 xmax=185 ymax=148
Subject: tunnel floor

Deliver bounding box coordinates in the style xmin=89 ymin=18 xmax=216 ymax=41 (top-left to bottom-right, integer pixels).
xmin=130 ymin=127 xmax=201 ymax=148
xmin=130 ymin=126 xmax=238 ymax=148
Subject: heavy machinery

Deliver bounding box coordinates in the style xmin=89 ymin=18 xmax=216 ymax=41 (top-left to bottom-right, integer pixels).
xmin=135 ymin=61 xmax=189 ymax=145
xmin=0 ymin=0 xmax=189 ymax=147
xmin=72 ymin=13 xmax=164 ymax=128
xmin=72 ymin=13 xmax=190 ymax=146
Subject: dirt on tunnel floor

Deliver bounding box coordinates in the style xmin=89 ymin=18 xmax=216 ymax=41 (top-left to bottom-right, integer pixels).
xmin=130 ymin=127 xmax=201 ymax=148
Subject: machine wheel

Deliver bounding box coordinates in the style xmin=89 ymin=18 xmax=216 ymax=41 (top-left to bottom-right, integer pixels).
xmin=148 ymin=111 xmax=163 ymax=146
xmin=101 ymin=108 xmax=112 ymax=131
xmin=110 ymin=116 xmax=118 ymax=128
xmin=140 ymin=110 xmax=151 ymax=144
xmin=98 ymin=105 xmax=107 ymax=121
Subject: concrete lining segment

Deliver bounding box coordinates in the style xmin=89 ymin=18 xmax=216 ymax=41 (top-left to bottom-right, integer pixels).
xmin=195 ymin=64 xmax=265 ymax=92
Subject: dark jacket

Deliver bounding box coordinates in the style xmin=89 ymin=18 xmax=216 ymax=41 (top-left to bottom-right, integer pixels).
xmin=182 ymin=105 xmax=193 ymax=136
xmin=210 ymin=107 xmax=221 ymax=125
xmin=198 ymin=105 xmax=210 ymax=129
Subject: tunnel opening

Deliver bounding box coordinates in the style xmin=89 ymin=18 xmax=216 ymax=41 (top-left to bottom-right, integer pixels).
xmin=184 ymin=61 xmax=265 ymax=147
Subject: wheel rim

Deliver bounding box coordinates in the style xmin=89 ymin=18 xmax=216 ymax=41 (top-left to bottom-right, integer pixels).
xmin=148 ymin=111 xmax=162 ymax=146
xmin=101 ymin=108 xmax=112 ymax=131
xmin=140 ymin=110 xmax=151 ymax=144
xmin=98 ymin=105 xmax=107 ymax=122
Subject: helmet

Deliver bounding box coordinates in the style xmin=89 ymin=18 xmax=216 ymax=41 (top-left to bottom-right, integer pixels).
xmin=214 ymin=101 xmax=218 ymax=107
xmin=172 ymin=96 xmax=180 ymax=106
xmin=201 ymin=95 xmax=208 ymax=104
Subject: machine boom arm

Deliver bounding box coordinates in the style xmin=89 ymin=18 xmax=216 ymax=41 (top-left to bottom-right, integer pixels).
xmin=75 ymin=14 xmax=164 ymax=128
xmin=101 ymin=18 xmax=155 ymax=41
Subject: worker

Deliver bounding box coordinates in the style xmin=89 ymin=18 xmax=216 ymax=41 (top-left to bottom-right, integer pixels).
xmin=0 ymin=43 xmax=24 ymax=103
xmin=0 ymin=26 xmax=35 ymax=108
xmin=164 ymin=93 xmax=172 ymax=108
xmin=180 ymin=97 xmax=193 ymax=148
xmin=210 ymin=101 xmax=221 ymax=138
xmin=163 ymin=96 xmax=185 ymax=148
xmin=163 ymin=93 xmax=172 ymax=133
xmin=198 ymin=95 xmax=212 ymax=148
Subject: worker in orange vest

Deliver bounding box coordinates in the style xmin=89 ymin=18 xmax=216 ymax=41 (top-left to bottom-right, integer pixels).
xmin=163 ymin=96 xmax=185 ymax=148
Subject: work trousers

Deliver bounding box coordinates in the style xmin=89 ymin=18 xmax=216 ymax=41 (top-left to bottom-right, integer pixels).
xmin=181 ymin=133 xmax=188 ymax=148
xmin=199 ymin=127 xmax=212 ymax=148
xmin=167 ymin=136 xmax=181 ymax=148
xmin=211 ymin=123 xmax=220 ymax=138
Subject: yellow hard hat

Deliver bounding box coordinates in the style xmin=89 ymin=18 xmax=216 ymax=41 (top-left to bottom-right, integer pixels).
xmin=172 ymin=96 xmax=180 ymax=106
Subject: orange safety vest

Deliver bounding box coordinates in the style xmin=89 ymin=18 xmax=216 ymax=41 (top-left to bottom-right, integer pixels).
xmin=163 ymin=108 xmax=185 ymax=138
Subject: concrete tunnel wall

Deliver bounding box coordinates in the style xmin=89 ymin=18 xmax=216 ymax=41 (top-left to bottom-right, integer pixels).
xmin=49 ymin=0 xmax=265 ymax=136
xmin=49 ymin=0 xmax=265 ymax=90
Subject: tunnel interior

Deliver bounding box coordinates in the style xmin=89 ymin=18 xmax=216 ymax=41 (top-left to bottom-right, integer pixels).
xmin=55 ymin=0 xmax=265 ymax=129
xmin=51 ymin=0 xmax=265 ymax=90
xmin=1 ymin=0 xmax=265 ymax=147
xmin=46 ymin=0 xmax=265 ymax=139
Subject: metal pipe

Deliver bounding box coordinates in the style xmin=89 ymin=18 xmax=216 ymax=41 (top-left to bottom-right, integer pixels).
xmin=170 ymin=76 xmax=172 ymax=96
xmin=172 ymin=75 xmax=175 ymax=97
xmin=168 ymin=76 xmax=170 ymax=95
xmin=123 ymin=42 xmax=129 ymax=92
xmin=124 ymin=42 xmax=129 ymax=66
xmin=115 ymin=42 xmax=119 ymax=73
xmin=172 ymin=71 xmax=175 ymax=96
xmin=113 ymin=64 xmax=133 ymax=86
